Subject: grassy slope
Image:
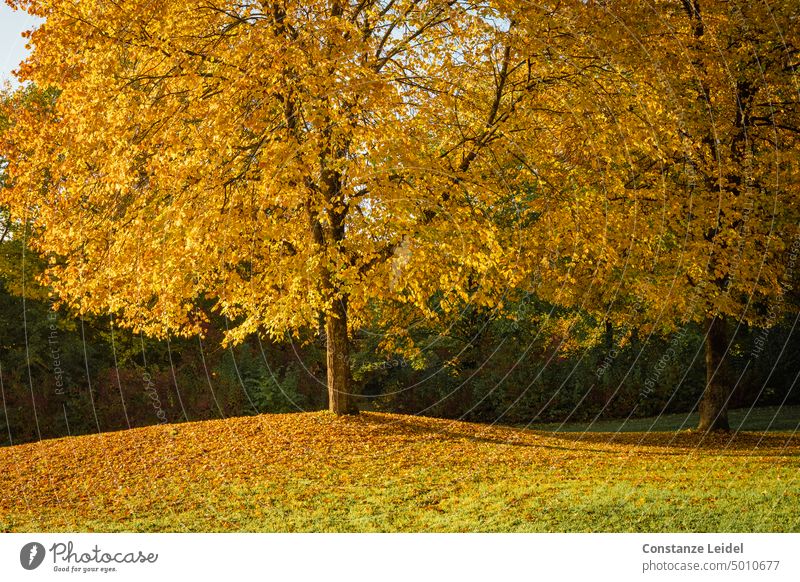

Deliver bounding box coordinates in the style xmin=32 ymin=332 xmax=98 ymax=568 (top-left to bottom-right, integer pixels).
xmin=0 ymin=411 xmax=798 ymax=532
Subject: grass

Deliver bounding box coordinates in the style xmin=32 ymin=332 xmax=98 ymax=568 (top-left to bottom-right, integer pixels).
xmin=530 ymin=404 xmax=800 ymax=433
xmin=0 ymin=410 xmax=798 ymax=532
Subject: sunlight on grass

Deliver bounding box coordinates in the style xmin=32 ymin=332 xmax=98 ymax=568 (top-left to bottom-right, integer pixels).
xmin=1 ymin=411 xmax=798 ymax=532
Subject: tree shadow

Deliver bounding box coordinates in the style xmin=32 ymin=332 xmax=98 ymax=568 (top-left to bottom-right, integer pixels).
xmin=356 ymin=412 xmax=800 ymax=458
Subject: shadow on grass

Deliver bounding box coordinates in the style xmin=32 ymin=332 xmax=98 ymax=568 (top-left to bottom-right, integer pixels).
xmin=354 ymin=412 xmax=800 ymax=456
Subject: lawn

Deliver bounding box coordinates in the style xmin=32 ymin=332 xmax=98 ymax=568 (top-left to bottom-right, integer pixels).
xmin=530 ymin=405 xmax=800 ymax=433
xmin=0 ymin=411 xmax=798 ymax=532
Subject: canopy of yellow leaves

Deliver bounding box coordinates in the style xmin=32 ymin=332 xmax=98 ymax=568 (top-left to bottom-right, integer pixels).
xmin=1 ymin=0 xmax=797 ymax=349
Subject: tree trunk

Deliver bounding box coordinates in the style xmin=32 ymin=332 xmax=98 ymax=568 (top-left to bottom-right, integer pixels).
xmin=698 ymin=315 xmax=730 ymax=431
xmin=325 ymin=297 xmax=357 ymax=415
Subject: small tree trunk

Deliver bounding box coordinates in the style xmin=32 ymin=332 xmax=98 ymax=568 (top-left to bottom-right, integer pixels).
xmin=325 ymin=297 xmax=357 ymax=415
xmin=698 ymin=315 xmax=730 ymax=431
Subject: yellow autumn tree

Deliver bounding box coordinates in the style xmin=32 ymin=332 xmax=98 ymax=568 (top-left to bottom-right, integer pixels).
xmin=5 ymin=0 xmax=794 ymax=426
xmin=2 ymin=0 xmax=618 ymax=414
xmin=519 ymin=0 xmax=800 ymax=430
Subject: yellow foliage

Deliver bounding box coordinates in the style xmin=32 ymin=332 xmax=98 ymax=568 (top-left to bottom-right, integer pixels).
xmin=0 ymin=0 xmax=797 ymax=355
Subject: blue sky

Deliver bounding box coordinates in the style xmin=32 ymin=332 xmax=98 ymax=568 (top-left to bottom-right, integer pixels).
xmin=0 ymin=3 xmax=41 ymax=85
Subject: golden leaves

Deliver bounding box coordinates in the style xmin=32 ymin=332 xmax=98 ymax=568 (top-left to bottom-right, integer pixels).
xmin=0 ymin=0 xmax=556 ymax=342
xmin=1 ymin=0 xmax=797 ymax=349
xmin=0 ymin=411 xmax=797 ymax=530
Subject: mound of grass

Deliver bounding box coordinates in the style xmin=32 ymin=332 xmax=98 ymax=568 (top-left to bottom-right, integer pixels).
xmin=0 ymin=411 xmax=798 ymax=532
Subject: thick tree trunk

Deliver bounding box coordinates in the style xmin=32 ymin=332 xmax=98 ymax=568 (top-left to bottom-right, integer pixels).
xmin=698 ymin=316 xmax=730 ymax=431
xmin=325 ymin=297 xmax=357 ymax=415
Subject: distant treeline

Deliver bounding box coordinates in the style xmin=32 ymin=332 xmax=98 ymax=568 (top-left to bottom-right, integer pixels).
xmin=1 ymin=253 xmax=797 ymax=445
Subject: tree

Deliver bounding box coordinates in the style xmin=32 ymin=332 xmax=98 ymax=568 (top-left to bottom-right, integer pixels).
xmin=2 ymin=0 xmax=609 ymax=414
xmin=6 ymin=0 xmax=794 ymax=426
xmin=525 ymin=0 xmax=800 ymax=430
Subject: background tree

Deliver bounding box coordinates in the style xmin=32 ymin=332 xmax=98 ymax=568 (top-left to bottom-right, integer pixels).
xmin=507 ymin=0 xmax=800 ymax=431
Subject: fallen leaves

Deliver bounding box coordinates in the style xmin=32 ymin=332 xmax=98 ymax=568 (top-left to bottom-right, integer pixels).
xmin=0 ymin=411 xmax=797 ymax=532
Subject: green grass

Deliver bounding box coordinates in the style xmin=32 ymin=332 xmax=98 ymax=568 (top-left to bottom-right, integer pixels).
xmin=530 ymin=405 xmax=800 ymax=433
xmin=1 ymin=411 xmax=798 ymax=532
